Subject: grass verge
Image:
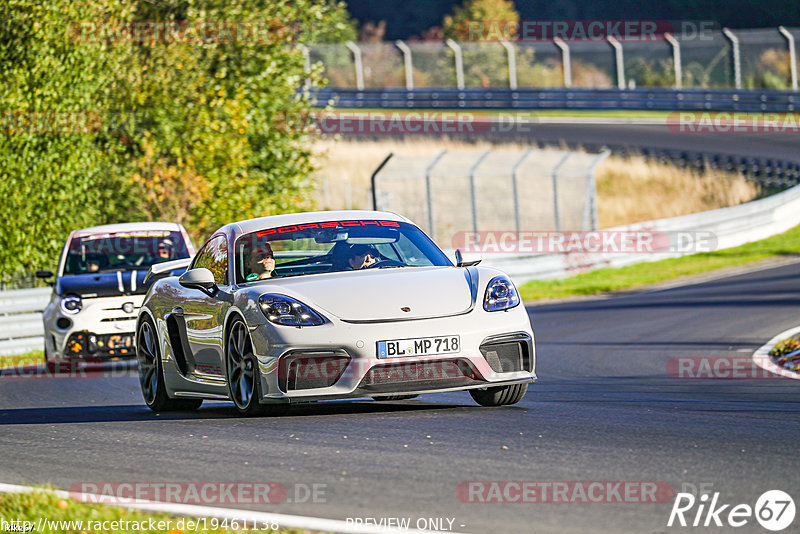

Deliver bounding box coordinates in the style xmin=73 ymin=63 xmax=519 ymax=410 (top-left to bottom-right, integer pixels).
xmin=0 ymin=488 xmax=310 ymax=534
xmin=518 ymin=223 xmax=800 ymax=301
xmin=0 ymin=350 xmax=43 ymax=368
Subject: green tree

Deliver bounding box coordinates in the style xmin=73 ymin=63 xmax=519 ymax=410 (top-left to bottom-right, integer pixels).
xmin=443 ymin=0 xmax=519 ymax=42
xmin=0 ymin=0 xmax=357 ymax=283
xmin=0 ymin=0 xmax=135 ymax=282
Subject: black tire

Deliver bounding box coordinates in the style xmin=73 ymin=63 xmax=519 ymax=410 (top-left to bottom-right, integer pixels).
xmin=372 ymin=395 xmax=419 ymax=401
xmin=469 ymin=383 xmax=528 ymax=407
xmin=226 ymin=318 xmax=267 ymax=416
xmin=43 ymin=344 xmax=55 ymax=374
xmin=136 ymin=316 xmax=202 ymax=412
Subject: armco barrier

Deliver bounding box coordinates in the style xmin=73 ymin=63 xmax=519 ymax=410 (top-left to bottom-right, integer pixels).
xmin=0 ymin=287 xmax=50 ymax=356
xmin=315 ymin=87 xmax=800 ymax=112
xmin=473 ymin=182 xmax=800 ymax=285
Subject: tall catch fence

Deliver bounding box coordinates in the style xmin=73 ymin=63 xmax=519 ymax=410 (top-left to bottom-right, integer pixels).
xmin=371 ymin=149 xmax=610 ymax=245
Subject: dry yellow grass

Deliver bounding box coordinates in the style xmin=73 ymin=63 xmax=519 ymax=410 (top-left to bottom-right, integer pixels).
xmin=311 ymin=139 xmax=759 ymax=227
xmin=595 ymin=156 xmax=759 ymax=227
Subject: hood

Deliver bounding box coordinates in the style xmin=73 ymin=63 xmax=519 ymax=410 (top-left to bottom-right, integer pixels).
xmin=269 ymin=266 xmax=476 ymax=322
xmin=57 ymin=270 xmax=151 ymax=298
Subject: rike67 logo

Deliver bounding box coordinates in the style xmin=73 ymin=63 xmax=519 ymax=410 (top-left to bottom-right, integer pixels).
xmin=668 ymin=490 xmax=795 ymax=531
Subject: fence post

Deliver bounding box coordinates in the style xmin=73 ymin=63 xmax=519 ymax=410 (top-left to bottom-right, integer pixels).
xmin=345 ymin=41 xmax=365 ymax=90
xmin=395 ymin=40 xmax=414 ymax=90
xmin=425 ymin=151 xmax=448 ymax=240
xmin=468 ymin=151 xmax=492 ymax=234
xmin=554 ymin=38 xmax=572 ymax=87
xmin=500 ymin=40 xmax=518 ymax=90
xmin=551 ymin=153 xmax=572 ymax=231
xmin=664 ymin=33 xmax=683 ymax=89
xmin=370 ymin=153 xmax=394 ymax=210
xmin=722 ymin=28 xmax=742 ymax=89
xmin=779 ymin=26 xmax=799 ymax=91
xmin=446 ymin=39 xmax=465 ymax=90
xmin=511 ymin=150 xmax=533 ymax=233
xmin=607 ymin=36 xmax=626 ymax=89
xmin=584 ymin=150 xmax=610 ymax=231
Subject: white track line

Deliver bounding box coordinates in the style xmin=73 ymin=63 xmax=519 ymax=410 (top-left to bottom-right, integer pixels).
xmin=0 ymin=483 xmax=459 ymax=534
xmin=751 ymin=325 xmax=800 ymax=380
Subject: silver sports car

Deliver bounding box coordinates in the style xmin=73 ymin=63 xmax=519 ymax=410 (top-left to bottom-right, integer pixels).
xmin=136 ymin=211 xmax=536 ymax=414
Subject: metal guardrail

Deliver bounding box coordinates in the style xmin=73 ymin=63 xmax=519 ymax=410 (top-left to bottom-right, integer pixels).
xmin=315 ymin=87 xmax=800 ymax=112
xmin=476 ymin=181 xmax=800 ymax=285
xmin=0 ymin=287 xmax=50 ymax=356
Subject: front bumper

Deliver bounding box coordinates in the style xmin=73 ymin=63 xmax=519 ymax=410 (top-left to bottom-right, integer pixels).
xmin=249 ymin=306 xmax=536 ymax=402
xmin=44 ymin=295 xmax=143 ymax=361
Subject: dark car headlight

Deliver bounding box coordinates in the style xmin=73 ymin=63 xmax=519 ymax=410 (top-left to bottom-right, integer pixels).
xmin=259 ymin=294 xmax=325 ymax=326
xmin=60 ymin=295 xmax=82 ymax=314
xmin=483 ymin=276 xmax=520 ymax=312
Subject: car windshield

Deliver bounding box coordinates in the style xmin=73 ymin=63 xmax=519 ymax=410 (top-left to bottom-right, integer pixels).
xmin=235 ymin=220 xmax=452 ymax=283
xmin=63 ymin=230 xmax=191 ymax=275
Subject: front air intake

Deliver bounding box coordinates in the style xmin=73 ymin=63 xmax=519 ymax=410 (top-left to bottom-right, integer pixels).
xmin=480 ymin=333 xmax=533 ymax=373
xmin=278 ymin=351 xmax=350 ymax=392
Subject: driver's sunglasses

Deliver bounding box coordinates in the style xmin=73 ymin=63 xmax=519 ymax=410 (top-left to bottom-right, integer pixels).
xmin=158 ymin=244 xmax=171 ymax=251
xmin=256 ymin=252 xmax=274 ymax=260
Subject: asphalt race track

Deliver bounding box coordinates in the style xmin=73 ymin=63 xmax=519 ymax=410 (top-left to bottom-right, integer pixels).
xmin=492 ymin=119 xmax=800 ymax=162
xmin=368 ymin=117 xmax=800 ymax=164
xmin=1 ymin=260 xmax=799 ymax=533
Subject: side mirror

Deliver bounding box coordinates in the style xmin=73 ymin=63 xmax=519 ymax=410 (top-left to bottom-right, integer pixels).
xmin=455 ymin=249 xmax=482 ymax=267
xmin=178 ymin=268 xmax=217 ymax=293
xmin=36 ymin=270 xmax=53 ymax=279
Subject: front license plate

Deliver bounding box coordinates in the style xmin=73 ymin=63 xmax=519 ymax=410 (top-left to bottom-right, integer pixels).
xmin=377 ymin=335 xmax=460 ymax=358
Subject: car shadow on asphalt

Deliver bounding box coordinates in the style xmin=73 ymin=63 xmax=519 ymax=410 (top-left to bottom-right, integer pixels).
xmin=0 ymin=399 xmax=477 ymax=425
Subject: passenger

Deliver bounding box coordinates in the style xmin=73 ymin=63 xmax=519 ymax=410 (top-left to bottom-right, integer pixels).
xmin=347 ymin=244 xmax=379 ymax=270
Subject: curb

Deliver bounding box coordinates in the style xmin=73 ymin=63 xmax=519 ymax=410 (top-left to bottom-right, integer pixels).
xmin=751 ymin=325 xmax=800 ymax=380
xmin=0 ymin=483 xmax=457 ymax=534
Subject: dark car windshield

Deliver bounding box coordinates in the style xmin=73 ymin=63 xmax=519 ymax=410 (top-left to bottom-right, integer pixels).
xmin=63 ymin=230 xmax=191 ymax=275
xmin=234 ymin=220 xmax=451 ymax=283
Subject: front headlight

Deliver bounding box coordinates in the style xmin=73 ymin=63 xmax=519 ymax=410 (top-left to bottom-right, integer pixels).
xmin=483 ymin=276 xmax=520 ymax=312
xmin=259 ymin=294 xmax=325 ymax=326
xmin=60 ymin=295 xmax=82 ymax=314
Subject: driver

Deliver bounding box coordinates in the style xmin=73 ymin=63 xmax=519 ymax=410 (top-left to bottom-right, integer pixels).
xmin=246 ymin=242 xmax=275 ymax=281
xmin=156 ymin=239 xmax=174 ymax=261
xmin=347 ymin=244 xmax=379 ymax=270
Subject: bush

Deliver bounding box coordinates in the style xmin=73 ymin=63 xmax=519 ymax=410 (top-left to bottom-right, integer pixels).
xmin=0 ymin=0 xmax=355 ymax=281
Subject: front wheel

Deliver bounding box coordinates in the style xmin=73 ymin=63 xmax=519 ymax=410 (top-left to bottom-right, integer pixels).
xmin=226 ymin=319 xmax=267 ymax=416
xmin=137 ymin=316 xmax=202 ymax=412
xmin=469 ymin=383 xmax=528 ymax=407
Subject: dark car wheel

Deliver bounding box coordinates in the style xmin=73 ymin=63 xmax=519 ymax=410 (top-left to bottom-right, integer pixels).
xmin=469 ymin=383 xmax=528 ymax=407
xmin=137 ymin=316 xmax=202 ymax=412
xmin=226 ymin=319 xmax=267 ymax=416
